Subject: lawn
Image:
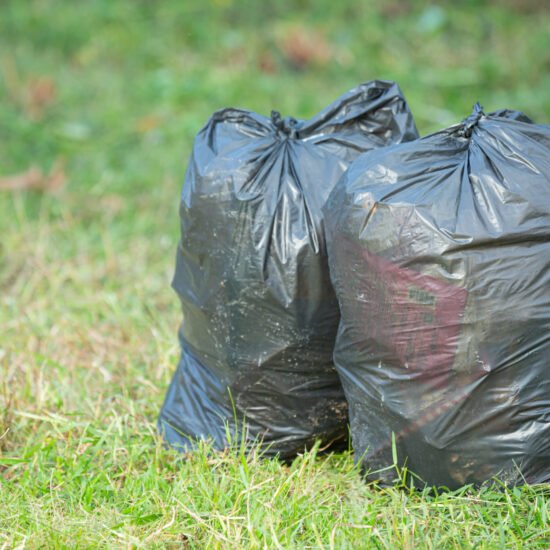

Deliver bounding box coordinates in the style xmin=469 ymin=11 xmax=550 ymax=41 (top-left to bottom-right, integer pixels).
xmin=1 ymin=0 xmax=549 ymax=547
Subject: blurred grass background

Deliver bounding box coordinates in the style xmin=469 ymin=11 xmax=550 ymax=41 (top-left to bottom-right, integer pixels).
xmin=1 ymin=0 xmax=549 ymax=176
xmin=1 ymin=0 xmax=549 ymax=546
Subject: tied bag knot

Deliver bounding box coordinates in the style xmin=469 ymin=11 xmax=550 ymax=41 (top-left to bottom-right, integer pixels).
xmin=271 ymin=110 xmax=300 ymax=139
xmin=461 ymin=102 xmax=485 ymax=138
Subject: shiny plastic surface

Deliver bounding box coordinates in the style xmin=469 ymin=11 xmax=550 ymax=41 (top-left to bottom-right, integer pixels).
xmin=325 ymin=107 xmax=550 ymax=487
xmin=159 ymin=81 xmax=418 ymax=458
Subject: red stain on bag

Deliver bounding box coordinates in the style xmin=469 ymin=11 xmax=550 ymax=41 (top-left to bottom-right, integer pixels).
xmin=359 ymin=249 xmax=468 ymax=383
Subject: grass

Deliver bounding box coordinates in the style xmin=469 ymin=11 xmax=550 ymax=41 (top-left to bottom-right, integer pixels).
xmin=0 ymin=0 xmax=549 ymax=547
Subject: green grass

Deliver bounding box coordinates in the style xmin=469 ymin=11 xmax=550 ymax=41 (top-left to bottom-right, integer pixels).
xmin=1 ymin=0 xmax=549 ymax=547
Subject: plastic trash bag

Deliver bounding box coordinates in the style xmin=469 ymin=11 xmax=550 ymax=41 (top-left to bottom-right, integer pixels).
xmin=159 ymin=81 xmax=419 ymax=458
xmin=325 ymin=104 xmax=550 ymax=487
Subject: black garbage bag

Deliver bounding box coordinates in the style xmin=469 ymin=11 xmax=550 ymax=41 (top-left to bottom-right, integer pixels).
xmin=159 ymin=80 xmax=419 ymax=458
xmin=325 ymin=104 xmax=550 ymax=487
